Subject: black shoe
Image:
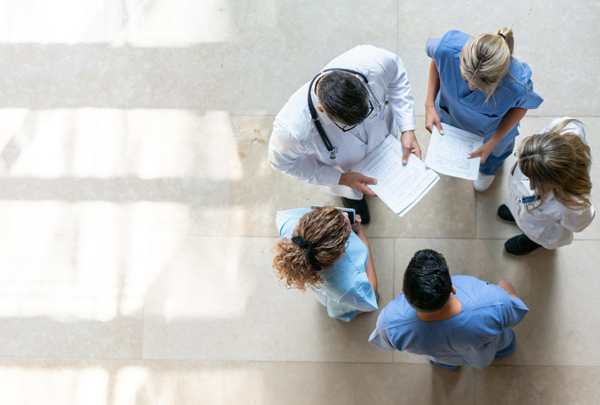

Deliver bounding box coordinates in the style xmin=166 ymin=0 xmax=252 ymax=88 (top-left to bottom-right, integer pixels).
xmin=497 ymin=204 xmax=515 ymax=222
xmin=341 ymin=196 xmax=370 ymax=224
xmin=505 ymin=234 xmax=542 ymax=256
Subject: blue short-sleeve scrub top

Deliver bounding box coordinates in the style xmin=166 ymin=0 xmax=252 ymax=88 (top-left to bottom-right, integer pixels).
xmin=276 ymin=208 xmax=378 ymax=322
xmin=426 ymin=30 xmax=543 ymax=155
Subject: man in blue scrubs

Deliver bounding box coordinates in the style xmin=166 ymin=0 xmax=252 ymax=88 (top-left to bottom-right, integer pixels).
xmin=369 ymin=249 xmax=528 ymax=369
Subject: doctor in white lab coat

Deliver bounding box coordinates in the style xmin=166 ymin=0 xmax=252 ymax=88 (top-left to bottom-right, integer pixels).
xmin=268 ymin=45 xmax=419 ymax=223
xmin=499 ymin=117 xmax=595 ymax=255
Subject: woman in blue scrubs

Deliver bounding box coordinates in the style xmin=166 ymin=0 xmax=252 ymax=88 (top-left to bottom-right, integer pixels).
xmin=273 ymin=206 xmax=378 ymax=322
xmin=425 ymin=26 xmax=543 ymax=191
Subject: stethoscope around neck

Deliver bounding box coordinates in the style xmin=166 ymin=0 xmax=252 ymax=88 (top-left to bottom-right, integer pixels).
xmin=307 ymin=68 xmax=384 ymax=160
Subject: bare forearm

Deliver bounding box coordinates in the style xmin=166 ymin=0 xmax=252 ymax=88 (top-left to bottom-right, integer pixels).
xmin=425 ymin=60 xmax=440 ymax=107
xmin=488 ymin=107 xmax=528 ymax=146
xmin=499 ymin=281 xmax=520 ymax=299
xmin=357 ymin=230 xmax=378 ymax=294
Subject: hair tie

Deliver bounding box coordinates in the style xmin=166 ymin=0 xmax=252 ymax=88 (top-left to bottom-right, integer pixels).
xmin=498 ymin=32 xmax=506 ymax=41
xmin=292 ymin=236 xmax=321 ymax=271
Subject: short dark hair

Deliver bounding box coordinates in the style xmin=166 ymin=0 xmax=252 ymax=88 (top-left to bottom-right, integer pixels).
xmin=316 ymin=71 xmax=370 ymax=127
xmin=403 ymin=249 xmax=452 ymax=313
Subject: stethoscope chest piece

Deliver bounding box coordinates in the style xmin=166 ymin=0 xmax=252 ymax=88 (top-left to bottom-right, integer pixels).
xmin=329 ymin=147 xmax=338 ymax=160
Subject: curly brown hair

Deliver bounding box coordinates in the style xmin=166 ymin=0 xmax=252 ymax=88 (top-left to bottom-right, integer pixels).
xmin=272 ymin=206 xmax=351 ymax=292
xmin=519 ymin=118 xmax=592 ymax=211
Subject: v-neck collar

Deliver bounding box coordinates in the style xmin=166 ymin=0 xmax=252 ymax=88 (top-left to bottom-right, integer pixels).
xmin=458 ymin=76 xmax=486 ymax=103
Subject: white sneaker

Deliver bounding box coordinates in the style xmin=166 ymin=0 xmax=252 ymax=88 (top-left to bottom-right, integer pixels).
xmin=474 ymin=172 xmax=496 ymax=192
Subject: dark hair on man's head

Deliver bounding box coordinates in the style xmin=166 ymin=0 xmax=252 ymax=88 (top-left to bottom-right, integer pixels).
xmin=316 ymin=71 xmax=370 ymax=127
xmin=403 ymin=249 xmax=452 ymax=313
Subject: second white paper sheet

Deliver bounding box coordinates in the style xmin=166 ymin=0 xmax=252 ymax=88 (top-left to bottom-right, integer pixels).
xmin=425 ymin=123 xmax=483 ymax=180
xmin=351 ymin=136 xmax=439 ymax=217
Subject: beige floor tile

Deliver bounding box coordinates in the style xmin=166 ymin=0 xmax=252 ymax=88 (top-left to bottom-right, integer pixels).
xmin=223 ymin=361 xmax=475 ymax=405
xmin=0 ymin=358 xmax=222 ymax=405
xmin=476 ymin=365 xmax=600 ymax=405
xmin=228 ymin=115 xmax=338 ymax=237
xmin=152 ymin=0 xmax=398 ymax=114
xmin=0 ymin=233 xmax=144 ymax=359
xmin=392 ymin=238 xmax=600 ymax=367
xmin=476 ymin=117 xmax=600 ymax=240
xmin=366 ymin=175 xmax=476 ymax=238
xmin=0 ymin=45 xmax=154 ymax=109
xmin=397 ymin=0 xmax=600 ymax=117
xmin=0 ymin=109 xmax=231 ymax=236
xmin=143 ymin=237 xmax=394 ymax=363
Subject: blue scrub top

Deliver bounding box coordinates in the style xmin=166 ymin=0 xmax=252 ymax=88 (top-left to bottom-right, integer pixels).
xmin=426 ymin=30 xmax=543 ymax=149
xmin=369 ymin=276 xmax=529 ymax=369
xmin=276 ymin=208 xmax=378 ymax=322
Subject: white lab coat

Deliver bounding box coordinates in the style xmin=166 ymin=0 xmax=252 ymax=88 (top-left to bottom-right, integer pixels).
xmin=506 ymin=117 xmax=595 ymax=249
xmin=268 ymin=45 xmax=415 ymax=199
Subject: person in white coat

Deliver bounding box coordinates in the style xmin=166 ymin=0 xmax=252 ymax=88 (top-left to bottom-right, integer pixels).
xmin=268 ymin=45 xmax=420 ymax=223
xmin=498 ymin=117 xmax=594 ymax=255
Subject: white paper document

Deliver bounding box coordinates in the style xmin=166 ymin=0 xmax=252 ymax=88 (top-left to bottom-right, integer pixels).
xmin=351 ymin=136 xmax=439 ymax=217
xmin=425 ymin=123 xmax=483 ymax=180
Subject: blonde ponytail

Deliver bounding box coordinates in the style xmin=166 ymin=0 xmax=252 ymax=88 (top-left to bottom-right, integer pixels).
xmin=497 ymin=23 xmax=515 ymax=55
xmin=460 ymin=23 xmax=516 ymax=102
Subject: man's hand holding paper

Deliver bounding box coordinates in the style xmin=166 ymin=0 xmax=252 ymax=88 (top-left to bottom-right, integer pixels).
xmin=339 ymin=172 xmax=378 ymax=197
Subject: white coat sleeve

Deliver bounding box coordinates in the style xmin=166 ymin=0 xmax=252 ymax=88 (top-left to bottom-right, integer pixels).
xmin=268 ymin=119 xmax=342 ymax=187
xmin=376 ymin=49 xmax=416 ymax=133
xmin=562 ymin=205 xmax=595 ymax=233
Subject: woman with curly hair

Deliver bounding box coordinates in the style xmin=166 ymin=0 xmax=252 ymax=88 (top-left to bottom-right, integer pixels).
xmin=273 ymin=206 xmax=378 ymax=322
xmin=499 ymin=117 xmax=595 ymax=255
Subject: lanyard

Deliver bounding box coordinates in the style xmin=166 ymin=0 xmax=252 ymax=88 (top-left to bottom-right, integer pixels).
xmin=510 ymin=162 xmax=541 ymax=204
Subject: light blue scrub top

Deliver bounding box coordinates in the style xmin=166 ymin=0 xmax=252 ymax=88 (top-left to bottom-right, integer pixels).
xmin=426 ymin=30 xmax=544 ymax=152
xmin=369 ymin=276 xmax=529 ymax=369
xmin=276 ymin=208 xmax=378 ymax=322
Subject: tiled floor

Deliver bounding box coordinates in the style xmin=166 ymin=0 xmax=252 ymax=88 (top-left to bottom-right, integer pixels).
xmin=0 ymin=1 xmax=599 ymax=404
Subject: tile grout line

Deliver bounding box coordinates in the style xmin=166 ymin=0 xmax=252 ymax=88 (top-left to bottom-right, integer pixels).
xmin=391 ymin=237 xmax=396 ymax=365
xmin=228 ymin=114 xmax=600 ymax=118
xmin=221 ymin=361 xmax=225 ymax=405
xmin=3 ymin=356 xmax=600 ymax=369
xmin=141 ymin=290 xmax=146 ymax=361
xmin=214 ymin=235 xmax=600 ymax=242
xmin=474 ymin=368 xmax=478 ymax=405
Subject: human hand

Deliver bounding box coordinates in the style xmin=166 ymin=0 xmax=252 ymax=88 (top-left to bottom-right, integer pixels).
xmin=400 ymin=130 xmax=422 ymax=164
xmin=498 ymin=280 xmax=519 ymax=297
xmin=468 ymin=141 xmax=496 ymax=164
xmin=351 ymin=214 xmax=362 ymax=234
xmin=339 ymin=172 xmax=377 ymax=196
xmin=425 ymin=105 xmax=443 ymax=135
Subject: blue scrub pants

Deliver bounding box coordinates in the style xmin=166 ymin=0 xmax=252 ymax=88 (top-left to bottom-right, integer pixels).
xmin=480 ymin=139 xmax=515 ymax=176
